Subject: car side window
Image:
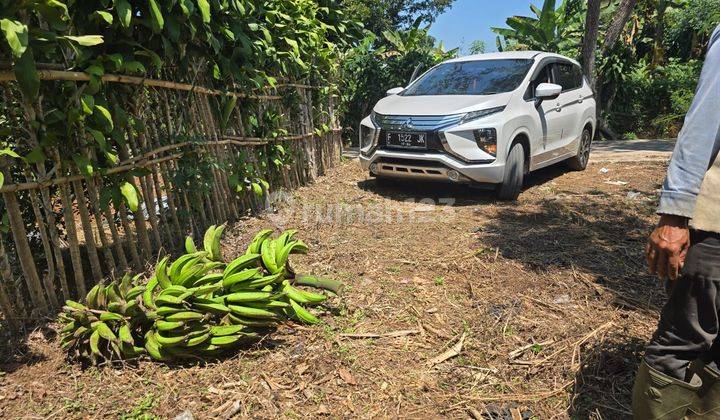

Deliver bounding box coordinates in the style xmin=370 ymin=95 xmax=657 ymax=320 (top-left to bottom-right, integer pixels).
xmin=553 ymin=63 xmax=581 ymax=92
xmin=525 ymin=64 xmax=553 ymax=100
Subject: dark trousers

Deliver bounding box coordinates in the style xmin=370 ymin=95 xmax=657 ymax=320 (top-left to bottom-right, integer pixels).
xmin=644 ymin=230 xmax=720 ymax=381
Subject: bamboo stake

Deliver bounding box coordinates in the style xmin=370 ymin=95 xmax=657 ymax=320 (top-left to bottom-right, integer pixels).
xmin=24 ymin=183 xmax=60 ymax=308
xmin=0 ymin=238 xmax=21 ymax=329
xmin=72 ymin=180 xmax=103 ymax=281
xmin=85 ymin=178 xmax=118 ymax=276
xmin=118 ymin=204 xmax=141 ymax=268
xmin=37 ymin=177 xmax=71 ymax=301
xmin=2 ymin=184 xmax=48 ymax=313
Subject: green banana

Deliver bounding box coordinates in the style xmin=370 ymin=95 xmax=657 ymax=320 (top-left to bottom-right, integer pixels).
xmin=208 ymin=224 xmax=225 ymax=261
xmin=244 ymin=272 xmax=284 ymax=289
xmin=192 ymin=298 xmax=230 ymax=314
xmin=169 ymin=251 xmax=208 ymax=281
xmin=189 ymin=282 xmax=222 ymax=296
xmin=158 ymin=285 xmax=188 ymax=297
xmin=125 ymin=285 xmax=145 ymax=300
xmin=185 ymin=332 xmax=211 ymax=347
xmin=86 ymin=284 xmax=102 ymax=308
xmin=223 ymin=253 xmax=261 ymax=277
xmin=288 ymin=299 xmax=320 ymax=324
xmin=156 ymin=305 xmax=184 ymax=317
xmin=144 ymin=330 xmax=167 ymax=361
xmin=224 ymin=291 xmax=273 ymax=303
xmin=222 ymin=268 xmax=262 ymax=289
xmin=203 ymin=225 xmax=217 ymax=259
xmin=246 ymin=229 xmax=274 ymax=254
xmin=93 ymin=321 xmax=118 ymax=342
xmin=143 ymin=276 xmax=159 ymax=309
xmin=156 ymin=256 xmax=172 ymax=289
xmin=155 ymin=331 xmax=188 ymax=346
xmin=210 ymin=334 xmax=244 ymax=346
xmin=210 ymin=324 xmax=246 ymax=336
xmin=260 ymin=239 xmax=279 ymax=274
xmin=155 ymin=320 xmax=185 ymax=332
xmin=165 ymin=311 xmax=205 ymax=322
xmin=228 ymin=304 xmax=279 ymax=319
xmin=65 ymin=299 xmax=87 ymax=311
xmin=118 ymin=323 xmax=134 ymax=345
xmin=99 ymin=311 xmax=124 ymax=322
xmin=155 ymin=295 xmax=186 ymax=306
xmin=185 ymin=235 xmax=198 ymax=254
xmin=192 ymin=273 xmax=224 ymax=287
xmin=228 ymin=314 xmax=278 ymax=328
xmin=89 ymin=329 xmax=101 ymax=356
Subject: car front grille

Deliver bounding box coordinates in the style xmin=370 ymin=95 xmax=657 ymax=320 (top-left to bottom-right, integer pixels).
xmin=373 ymin=114 xmax=464 ymax=131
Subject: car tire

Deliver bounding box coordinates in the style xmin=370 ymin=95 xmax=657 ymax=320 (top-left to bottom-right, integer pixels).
xmin=567 ymin=127 xmax=593 ymax=171
xmin=495 ymin=143 xmax=525 ymax=201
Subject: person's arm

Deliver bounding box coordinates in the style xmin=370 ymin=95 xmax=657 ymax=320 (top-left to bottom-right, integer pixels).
xmin=648 ymin=27 xmax=720 ymax=280
xmin=657 ymin=29 xmax=720 ymax=218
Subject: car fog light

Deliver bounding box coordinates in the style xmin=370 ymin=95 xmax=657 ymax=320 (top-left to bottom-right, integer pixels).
xmin=448 ymin=170 xmax=460 ymax=181
xmin=369 ymin=163 xmax=378 ymax=174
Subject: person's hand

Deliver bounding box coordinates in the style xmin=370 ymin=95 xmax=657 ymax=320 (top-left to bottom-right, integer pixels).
xmin=646 ymin=214 xmax=690 ymax=281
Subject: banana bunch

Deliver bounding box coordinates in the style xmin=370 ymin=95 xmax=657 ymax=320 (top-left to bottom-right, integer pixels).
xmin=58 ymin=226 xmax=339 ymax=364
xmin=59 ymin=273 xmax=147 ymax=363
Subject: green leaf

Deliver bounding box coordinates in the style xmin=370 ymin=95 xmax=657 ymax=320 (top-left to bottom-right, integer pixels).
xmin=86 ymin=128 xmax=109 ymax=151
xmin=119 ymin=182 xmax=139 ymax=212
xmin=123 ymin=61 xmax=146 ymax=74
xmin=73 ymin=155 xmax=94 ymax=177
xmin=251 ymin=182 xmax=262 ymax=197
xmin=0 ymin=148 xmax=21 ymax=159
xmin=81 ymin=95 xmax=95 ymax=115
xmin=0 ymin=172 xmax=4 ymax=189
xmin=94 ymin=11 xmax=114 ymax=25
xmin=114 ymin=0 xmax=132 ymax=28
xmin=36 ymin=0 xmax=70 ymax=25
xmin=14 ymin=49 xmax=39 ymax=102
xmin=148 ymin=0 xmax=164 ymax=33
xmin=197 ymin=0 xmax=211 ymax=23
xmin=94 ymin=105 xmax=114 ymax=131
xmin=0 ymin=19 xmax=28 ymax=58
xmin=24 ymin=146 xmax=45 ymax=164
xmin=59 ymin=35 xmax=104 ymax=46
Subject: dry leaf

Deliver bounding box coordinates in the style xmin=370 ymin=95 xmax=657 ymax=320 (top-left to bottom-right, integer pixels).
xmin=338 ymin=368 xmax=357 ymax=385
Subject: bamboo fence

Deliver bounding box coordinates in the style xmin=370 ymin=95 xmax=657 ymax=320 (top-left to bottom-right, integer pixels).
xmin=0 ymin=69 xmax=342 ymax=329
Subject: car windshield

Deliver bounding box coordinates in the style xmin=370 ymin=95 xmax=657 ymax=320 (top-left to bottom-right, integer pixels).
xmin=401 ymin=59 xmax=534 ymax=96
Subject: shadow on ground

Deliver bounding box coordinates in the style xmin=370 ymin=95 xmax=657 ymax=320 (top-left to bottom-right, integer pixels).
xmin=357 ymin=164 xmax=571 ymax=206
xmin=0 ymin=324 xmax=52 ymax=374
xmin=480 ymin=194 xmax=662 ymax=417
xmin=569 ymin=335 xmax=645 ymax=418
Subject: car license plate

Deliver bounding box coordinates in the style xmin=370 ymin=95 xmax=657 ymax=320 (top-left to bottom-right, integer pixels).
xmin=386 ymin=132 xmax=426 ymax=149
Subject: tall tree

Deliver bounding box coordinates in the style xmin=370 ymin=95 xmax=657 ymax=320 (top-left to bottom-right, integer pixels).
xmin=581 ymin=0 xmax=602 ymax=89
xmin=342 ymin=0 xmax=455 ymax=35
xmin=601 ymin=0 xmax=639 ymax=56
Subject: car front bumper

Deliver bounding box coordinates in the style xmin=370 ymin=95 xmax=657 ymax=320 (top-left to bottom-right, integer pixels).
xmin=359 ymin=149 xmax=505 ymax=184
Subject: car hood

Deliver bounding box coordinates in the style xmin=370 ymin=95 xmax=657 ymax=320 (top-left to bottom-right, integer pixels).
xmin=373 ymin=92 xmax=514 ymax=116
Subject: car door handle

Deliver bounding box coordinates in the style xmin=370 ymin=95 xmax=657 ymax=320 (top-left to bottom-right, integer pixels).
xmin=555 ymin=102 xmax=562 ymax=112
xmin=578 ymin=95 xmax=583 ymax=104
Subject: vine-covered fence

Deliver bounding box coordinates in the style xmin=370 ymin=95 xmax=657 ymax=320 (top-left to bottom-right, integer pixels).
xmin=0 ymin=71 xmax=342 ymax=329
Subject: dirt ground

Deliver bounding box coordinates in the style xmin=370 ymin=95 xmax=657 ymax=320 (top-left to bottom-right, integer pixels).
xmin=0 ymin=155 xmax=669 ymax=419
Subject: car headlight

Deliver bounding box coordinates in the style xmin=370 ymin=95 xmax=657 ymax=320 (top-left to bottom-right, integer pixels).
xmin=473 ymin=128 xmax=497 ymax=156
xmin=460 ymin=106 xmax=506 ymax=125
xmin=359 ymin=122 xmax=377 ymax=150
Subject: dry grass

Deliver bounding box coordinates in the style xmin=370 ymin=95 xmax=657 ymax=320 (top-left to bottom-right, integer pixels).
xmin=0 ymin=157 xmax=668 ymax=419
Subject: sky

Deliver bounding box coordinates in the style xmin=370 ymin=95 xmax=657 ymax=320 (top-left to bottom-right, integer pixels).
xmin=428 ymin=0 xmax=543 ymax=55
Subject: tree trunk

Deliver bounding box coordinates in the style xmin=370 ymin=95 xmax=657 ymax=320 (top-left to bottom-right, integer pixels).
xmin=601 ymin=0 xmax=638 ymax=56
xmin=581 ymin=0 xmax=602 ymax=91
xmin=651 ymin=0 xmax=667 ymax=68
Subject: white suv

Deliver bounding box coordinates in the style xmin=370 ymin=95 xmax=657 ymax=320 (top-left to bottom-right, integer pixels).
xmin=358 ymin=51 xmax=596 ymax=200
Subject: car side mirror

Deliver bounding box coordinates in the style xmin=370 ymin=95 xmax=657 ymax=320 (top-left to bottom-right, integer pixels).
xmin=386 ymin=87 xmax=404 ymax=96
xmin=535 ymin=83 xmax=562 ymax=103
